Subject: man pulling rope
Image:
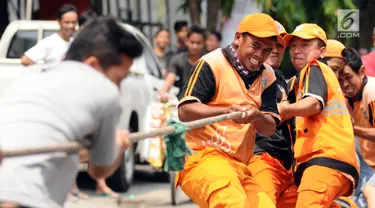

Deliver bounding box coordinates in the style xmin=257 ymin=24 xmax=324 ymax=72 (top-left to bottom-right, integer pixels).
xmin=0 ymin=17 xmax=142 ymax=208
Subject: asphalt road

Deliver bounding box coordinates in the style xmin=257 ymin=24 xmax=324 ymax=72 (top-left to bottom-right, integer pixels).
xmin=66 ymin=168 xmax=198 ymax=208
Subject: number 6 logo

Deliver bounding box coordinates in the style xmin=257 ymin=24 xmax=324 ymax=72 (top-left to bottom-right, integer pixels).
xmin=341 ymin=11 xmax=356 ymax=30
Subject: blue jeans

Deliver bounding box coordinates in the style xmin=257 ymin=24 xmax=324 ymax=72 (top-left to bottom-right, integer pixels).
xmin=353 ymin=138 xmax=375 ymax=207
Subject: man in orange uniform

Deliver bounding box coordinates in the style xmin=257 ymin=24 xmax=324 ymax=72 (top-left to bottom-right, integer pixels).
xmin=279 ymin=24 xmax=359 ymax=207
xmin=339 ymin=48 xmax=375 ymax=208
xmin=324 ymin=39 xmax=359 ymax=208
xmin=248 ymin=21 xmax=298 ymax=208
xmin=176 ymin=13 xmax=284 ymax=207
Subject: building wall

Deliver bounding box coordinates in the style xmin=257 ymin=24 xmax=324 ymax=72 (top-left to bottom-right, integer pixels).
xmin=6 ymin=0 xmax=262 ymax=49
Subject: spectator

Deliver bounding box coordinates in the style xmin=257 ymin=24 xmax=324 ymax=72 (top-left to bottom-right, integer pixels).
xmin=159 ymin=25 xmax=206 ymax=101
xmin=0 ymin=16 xmax=142 ymax=208
xmin=173 ymin=20 xmax=188 ymax=53
xmin=205 ymin=30 xmax=222 ymax=52
xmin=21 ymin=4 xmax=78 ymax=66
xmin=359 ymin=48 xmax=369 ymax=56
xmin=153 ymin=28 xmax=172 ymax=76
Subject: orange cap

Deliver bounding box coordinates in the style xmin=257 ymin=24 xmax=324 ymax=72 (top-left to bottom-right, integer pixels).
xmin=283 ymin=23 xmax=327 ymax=46
xmin=237 ymin=13 xmax=285 ymax=46
xmin=275 ymin=20 xmax=287 ymax=36
xmin=325 ymin=39 xmax=346 ymax=58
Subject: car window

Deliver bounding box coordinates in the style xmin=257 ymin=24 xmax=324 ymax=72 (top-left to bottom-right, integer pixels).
xmin=136 ymin=36 xmax=162 ymax=79
xmin=43 ymin=30 xmax=59 ymax=38
xmin=7 ymin=30 xmax=38 ymax=59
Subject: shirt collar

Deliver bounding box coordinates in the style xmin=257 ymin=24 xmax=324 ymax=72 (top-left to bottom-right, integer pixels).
xmin=347 ymin=76 xmax=368 ymax=105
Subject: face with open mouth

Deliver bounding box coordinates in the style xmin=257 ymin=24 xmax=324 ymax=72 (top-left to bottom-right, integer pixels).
xmin=234 ymin=33 xmax=275 ymax=72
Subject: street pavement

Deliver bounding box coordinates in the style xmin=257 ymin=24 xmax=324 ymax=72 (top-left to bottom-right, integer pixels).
xmin=66 ymin=169 xmax=198 ymax=208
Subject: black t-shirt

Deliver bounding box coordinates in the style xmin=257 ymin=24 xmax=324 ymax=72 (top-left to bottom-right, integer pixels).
xmin=254 ymin=59 xmax=329 ymax=170
xmin=167 ymin=52 xmax=193 ymax=97
xmin=254 ymin=70 xmax=295 ymax=170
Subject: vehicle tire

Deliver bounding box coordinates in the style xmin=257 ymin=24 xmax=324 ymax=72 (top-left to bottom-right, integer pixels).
xmin=107 ymin=145 xmax=135 ymax=192
xmin=153 ymin=170 xmax=170 ymax=182
xmin=170 ymin=171 xmax=179 ymax=205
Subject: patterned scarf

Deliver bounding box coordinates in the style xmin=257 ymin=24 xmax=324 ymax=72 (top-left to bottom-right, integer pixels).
xmin=225 ymin=44 xmax=263 ymax=81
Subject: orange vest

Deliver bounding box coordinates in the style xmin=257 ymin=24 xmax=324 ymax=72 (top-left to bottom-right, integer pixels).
xmin=293 ymin=60 xmax=359 ymax=191
xmin=184 ymin=49 xmax=277 ymax=164
xmin=353 ymin=77 xmax=375 ymax=168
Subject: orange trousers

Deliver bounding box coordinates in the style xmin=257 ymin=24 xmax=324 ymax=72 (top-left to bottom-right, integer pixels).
xmin=176 ymin=148 xmax=275 ymax=208
xmin=248 ymin=153 xmax=297 ymax=208
xmin=296 ymin=165 xmax=353 ymax=208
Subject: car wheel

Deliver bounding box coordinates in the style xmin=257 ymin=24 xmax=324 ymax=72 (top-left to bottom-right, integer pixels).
xmin=107 ymin=145 xmax=135 ymax=192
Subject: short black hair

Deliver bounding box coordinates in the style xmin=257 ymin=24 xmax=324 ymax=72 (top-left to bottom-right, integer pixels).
xmin=241 ymin=32 xmax=277 ymax=42
xmin=65 ymin=17 xmax=143 ymax=69
xmin=153 ymin=28 xmax=169 ymax=38
xmin=342 ymin=48 xmax=363 ymax=74
xmin=57 ymin=4 xmax=77 ymax=20
xmin=78 ymin=9 xmax=98 ymax=26
xmin=174 ymin=20 xmax=188 ymax=33
xmin=316 ymin=39 xmax=326 ymax=48
xmin=187 ymin=25 xmax=206 ymax=39
xmin=208 ymin=30 xmax=222 ymax=42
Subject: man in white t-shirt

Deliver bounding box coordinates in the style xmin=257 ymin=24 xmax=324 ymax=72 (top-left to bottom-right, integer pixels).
xmin=21 ymin=4 xmax=78 ymax=66
xmin=0 ymin=17 xmax=143 ymax=208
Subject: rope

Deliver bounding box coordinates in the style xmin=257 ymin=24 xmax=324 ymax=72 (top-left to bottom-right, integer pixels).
xmin=1 ymin=111 xmax=246 ymax=158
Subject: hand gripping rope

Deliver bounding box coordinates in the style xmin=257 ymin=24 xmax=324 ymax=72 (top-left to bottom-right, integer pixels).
xmin=1 ymin=111 xmax=247 ymax=171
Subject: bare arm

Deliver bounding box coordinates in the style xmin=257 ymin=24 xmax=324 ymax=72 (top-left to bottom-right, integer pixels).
xmin=280 ymin=96 xmax=322 ymax=119
xmin=159 ymin=72 xmax=176 ymax=95
xmin=178 ymin=102 xmax=228 ymax=122
xmin=21 ymin=56 xmax=35 ymax=66
xmin=88 ymin=130 xmax=129 ymax=179
xmin=253 ymin=113 xmax=277 ymax=136
xmin=354 ymin=126 xmax=375 ymax=143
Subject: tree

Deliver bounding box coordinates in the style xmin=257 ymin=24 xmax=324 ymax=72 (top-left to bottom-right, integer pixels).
xmin=178 ymin=0 xmax=202 ymax=25
xmin=356 ymin=0 xmax=375 ymax=49
xmin=177 ymin=0 xmax=235 ymax=32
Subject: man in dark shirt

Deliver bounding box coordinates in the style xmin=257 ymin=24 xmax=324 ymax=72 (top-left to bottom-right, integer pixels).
xmin=247 ymin=21 xmax=298 ymax=207
xmin=159 ymin=25 xmax=206 ymax=101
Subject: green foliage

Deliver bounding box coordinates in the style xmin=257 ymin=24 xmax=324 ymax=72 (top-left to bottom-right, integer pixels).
xmin=221 ymin=0 xmax=236 ymax=17
xmin=256 ymin=0 xmax=356 ymax=38
xmin=178 ymin=0 xmax=236 ymax=18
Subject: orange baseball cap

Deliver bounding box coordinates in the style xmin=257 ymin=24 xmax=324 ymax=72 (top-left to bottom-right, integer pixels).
xmin=325 ymin=39 xmax=346 ymax=58
xmin=283 ymin=23 xmax=327 ymax=46
xmin=275 ymin=20 xmax=287 ymax=36
xmin=237 ymin=13 xmax=285 ymax=46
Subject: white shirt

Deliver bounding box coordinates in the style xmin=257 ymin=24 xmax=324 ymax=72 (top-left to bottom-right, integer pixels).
xmin=0 ymin=61 xmax=120 ymax=208
xmin=24 ymin=33 xmax=72 ymax=64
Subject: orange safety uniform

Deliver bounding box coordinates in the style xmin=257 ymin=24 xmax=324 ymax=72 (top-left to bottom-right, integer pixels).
xmin=248 ymin=20 xmax=298 ymax=208
xmin=176 ymin=13 xmax=284 ymax=208
xmin=349 ymin=76 xmax=375 ymax=169
xmin=288 ymin=59 xmax=359 ymax=207
xmin=176 ymin=47 xmax=279 ymax=208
